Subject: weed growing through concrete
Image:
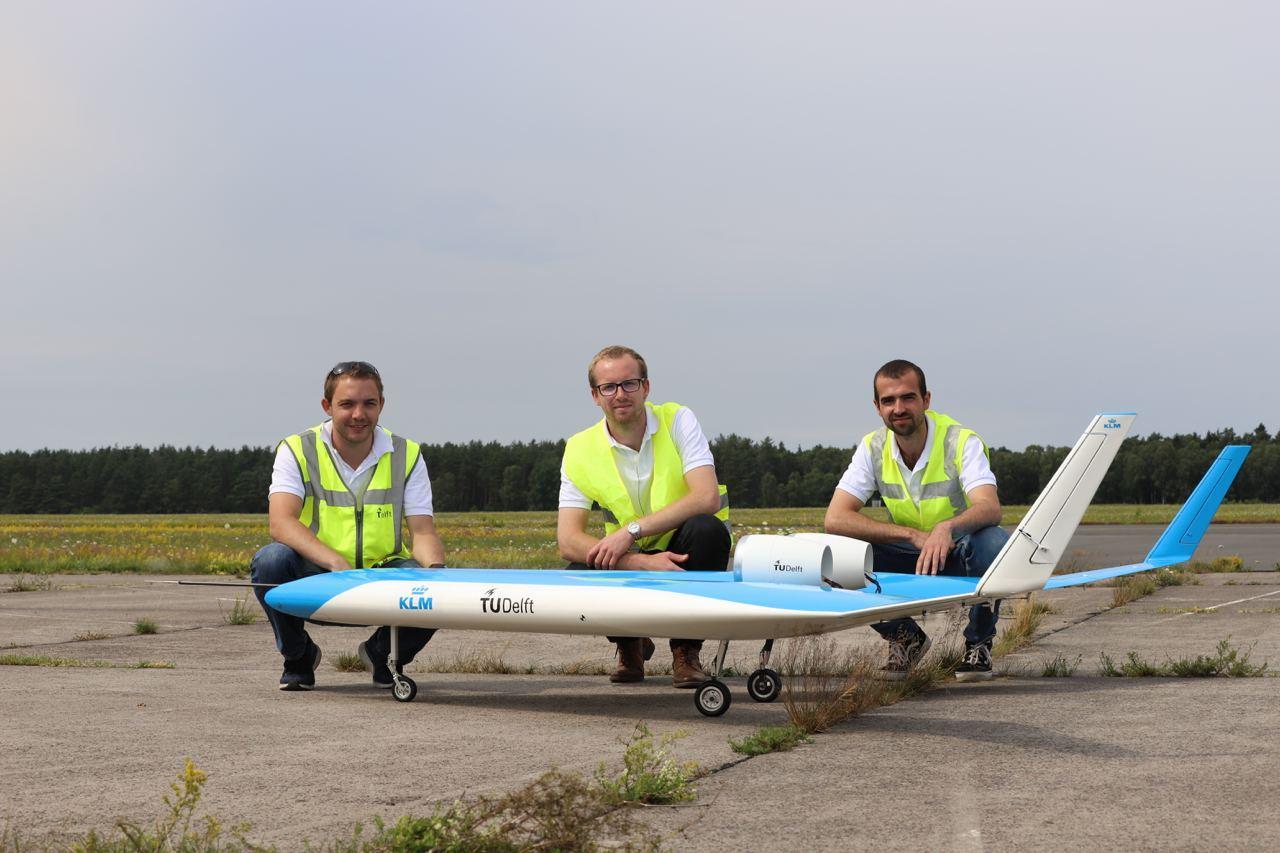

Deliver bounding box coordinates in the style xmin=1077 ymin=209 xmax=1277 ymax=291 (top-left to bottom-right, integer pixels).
xmin=0 ymin=654 xmax=173 ymax=669
xmin=993 ymin=594 xmax=1055 ymax=658
xmin=134 ymin=617 xmax=159 ymax=635
xmin=1186 ymin=555 xmax=1246 ymax=573
xmin=1040 ymin=654 xmax=1082 ymax=677
xmin=220 ymin=594 xmax=258 ymax=626
xmin=1100 ymin=638 xmax=1268 ymax=678
xmin=778 ymin=635 xmax=961 ymax=734
xmin=1155 ymin=606 xmax=1217 ymax=615
xmin=728 ymin=724 xmax=813 ymax=756
xmin=332 ymin=652 xmax=365 ymax=673
xmin=32 ymin=735 xmax=685 ymax=851
xmin=595 ymin=722 xmax=700 ymax=805
xmin=3 ymin=573 xmax=54 ymax=593
xmin=72 ymin=630 xmax=111 ymax=642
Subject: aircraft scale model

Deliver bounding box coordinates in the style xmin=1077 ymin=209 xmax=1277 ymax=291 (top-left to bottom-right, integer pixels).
xmin=250 ymin=414 xmax=1249 ymax=716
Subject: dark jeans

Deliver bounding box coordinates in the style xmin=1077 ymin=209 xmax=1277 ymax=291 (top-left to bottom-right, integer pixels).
xmin=566 ymin=513 xmax=731 ymax=647
xmin=870 ymin=525 xmax=1010 ymax=647
xmin=250 ymin=542 xmax=435 ymax=664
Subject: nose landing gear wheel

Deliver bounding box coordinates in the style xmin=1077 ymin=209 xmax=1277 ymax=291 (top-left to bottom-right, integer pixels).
xmin=746 ymin=668 xmax=782 ymax=703
xmin=694 ymin=679 xmax=731 ymax=717
xmin=392 ymin=675 xmax=417 ymax=703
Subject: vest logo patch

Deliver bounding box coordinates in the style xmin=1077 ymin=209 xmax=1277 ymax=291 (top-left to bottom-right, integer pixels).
xmin=376 ymin=506 xmax=393 ymax=518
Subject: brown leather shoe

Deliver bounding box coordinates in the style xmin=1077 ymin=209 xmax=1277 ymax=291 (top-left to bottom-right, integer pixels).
xmin=671 ymin=640 xmax=710 ymax=688
xmin=610 ymin=637 xmax=656 ymax=683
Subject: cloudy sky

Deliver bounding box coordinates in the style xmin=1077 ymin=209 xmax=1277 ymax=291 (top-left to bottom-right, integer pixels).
xmin=2 ymin=2 xmax=1275 ymax=453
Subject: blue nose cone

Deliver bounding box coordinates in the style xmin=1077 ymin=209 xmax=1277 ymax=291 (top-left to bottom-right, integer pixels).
xmin=264 ymin=572 xmax=360 ymax=619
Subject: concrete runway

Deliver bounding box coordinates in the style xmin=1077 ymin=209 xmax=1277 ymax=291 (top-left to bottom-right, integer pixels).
xmin=1 ymin=525 xmax=1277 ymax=849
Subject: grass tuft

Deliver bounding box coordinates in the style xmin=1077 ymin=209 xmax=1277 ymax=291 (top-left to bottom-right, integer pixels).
xmin=1110 ymin=575 xmax=1158 ymax=607
xmin=1100 ymin=638 xmax=1268 ymax=678
xmin=1185 ymin=555 xmax=1246 ymax=574
xmin=72 ymin=630 xmax=111 ymax=642
xmin=993 ymin=594 xmax=1054 ymax=658
xmin=1040 ymin=654 xmax=1081 ymax=677
xmin=333 ymin=652 xmax=366 ymax=673
xmin=728 ymin=724 xmax=813 ymax=756
xmin=595 ymin=722 xmax=700 ymax=805
xmin=133 ymin=617 xmax=159 ymax=635
xmin=0 ymin=653 xmax=174 ymax=669
xmin=4 ymin=573 xmax=54 ymax=593
xmin=778 ymin=635 xmax=960 ymax=734
xmin=220 ymin=594 xmax=259 ymax=626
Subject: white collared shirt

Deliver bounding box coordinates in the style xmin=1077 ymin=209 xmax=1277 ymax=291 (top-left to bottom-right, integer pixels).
xmin=558 ymin=405 xmax=715 ymax=511
xmin=836 ymin=415 xmax=996 ymax=504
xmin=269 ymin=421 xmax=434 ymax=516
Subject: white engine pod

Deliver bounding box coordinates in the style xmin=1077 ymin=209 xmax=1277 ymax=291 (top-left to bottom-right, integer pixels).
xmin=790 ymin=533 xmax=872 ymax=590
xmin=732 ymin=534 xmax=831 ymax=587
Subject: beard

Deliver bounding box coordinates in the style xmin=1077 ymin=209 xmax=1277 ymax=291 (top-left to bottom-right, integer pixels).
xmin=886 ymin=413 xmax=923 ymax=438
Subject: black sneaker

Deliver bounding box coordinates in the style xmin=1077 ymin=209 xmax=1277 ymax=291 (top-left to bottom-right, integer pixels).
xmin=879 ymin=635 xmax=931 ymax=681
xmin=358 ymin=640 xmax=394 ymax=689
xmin=279 ymin=640 xmax=322 ymax=691
xmin=955 ymin=641 xmax=994 ymax=682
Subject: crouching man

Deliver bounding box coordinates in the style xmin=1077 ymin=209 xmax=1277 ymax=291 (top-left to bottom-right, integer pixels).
xmin=251 ymin=361 xmax=445 ymax=691
xmin=825 ymin=359 xmax=1009 ymax=681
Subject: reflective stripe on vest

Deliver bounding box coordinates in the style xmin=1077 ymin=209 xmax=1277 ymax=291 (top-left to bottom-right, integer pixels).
xmin=862 ymin=410 xmax=985 ymax=532
xmin=562 ymin=401 xmax=730 ymax=551
xmin=282 ymin=425 xmax=420 ymax=567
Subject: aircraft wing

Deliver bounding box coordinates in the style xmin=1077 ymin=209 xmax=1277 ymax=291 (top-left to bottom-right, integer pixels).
xmin=1043 ymin=444 xmax=1250 ymax=589
xmin=267 ymin=413 xmax=1152 ymax=640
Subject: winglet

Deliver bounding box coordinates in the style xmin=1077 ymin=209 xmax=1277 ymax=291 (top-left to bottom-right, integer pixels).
xmin=975 ymin=413 xmax=1135 ymax=597
xmin=1143 ymin=445 xmax=1251 ymax=567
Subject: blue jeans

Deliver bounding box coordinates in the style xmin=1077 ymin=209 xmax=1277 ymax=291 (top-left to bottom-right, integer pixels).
xmin=251 ymin=543 xmax=435 ymax=664
xmin=870 ymin=525 xmax=1010 ymax=647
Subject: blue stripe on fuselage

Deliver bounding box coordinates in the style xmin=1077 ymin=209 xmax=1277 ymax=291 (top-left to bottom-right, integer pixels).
xmin=263 ymin=568 xmax=981 ymax=620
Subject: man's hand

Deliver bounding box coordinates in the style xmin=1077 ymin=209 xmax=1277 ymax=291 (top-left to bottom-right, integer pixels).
xmin=915 ymin=522 xmax=955 ymax=575
xmin=586 ymin=528 xmax=637 ymax=569
xmin=636 ymin=551 xmax=688 ymax=572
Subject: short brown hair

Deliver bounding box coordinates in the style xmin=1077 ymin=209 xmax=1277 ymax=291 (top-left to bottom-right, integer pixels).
xmin=587 ymin=345 xmax=648 ymax=387
xmin=324 ymin=361 xmax=384 ymax=402
xmin=873 ymin=359 xmax=927 ymax=401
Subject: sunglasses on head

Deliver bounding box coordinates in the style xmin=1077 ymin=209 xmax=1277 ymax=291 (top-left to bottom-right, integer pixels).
xmin=328 ymin=361 xmax=381 ymax=378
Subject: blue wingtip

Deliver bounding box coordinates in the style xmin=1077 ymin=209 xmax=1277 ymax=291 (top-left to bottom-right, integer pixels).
xmin=1144 ymin=445 xmax=1251 ymax=566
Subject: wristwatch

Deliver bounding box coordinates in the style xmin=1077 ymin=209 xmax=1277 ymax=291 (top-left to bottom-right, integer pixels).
xmin=626 ymin=521 xmax=642 ymax=540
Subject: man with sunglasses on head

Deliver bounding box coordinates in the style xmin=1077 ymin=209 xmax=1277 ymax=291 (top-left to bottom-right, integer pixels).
xmin=824 ymin=359 xmax=1008 ymax=682
xmin=250 ymin=361 xmax=446 ymax=691
xmin=557 ymin=345 xmax=731 ymax=688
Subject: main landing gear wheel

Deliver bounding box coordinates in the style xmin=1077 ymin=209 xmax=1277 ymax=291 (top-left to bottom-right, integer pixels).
xmin=392 ymin=675 xmax=417 ymax=703
xmin=694 ymin=679 xmax=731 ymax=717
xmin=746 ymin=668 xmax=782 ymax=703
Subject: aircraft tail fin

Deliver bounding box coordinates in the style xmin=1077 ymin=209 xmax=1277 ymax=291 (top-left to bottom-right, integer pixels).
xmin=975 ymin=413 xmax=1135 ymax=598
xmin=1143 ymin=445 xmax=1251 ymax=568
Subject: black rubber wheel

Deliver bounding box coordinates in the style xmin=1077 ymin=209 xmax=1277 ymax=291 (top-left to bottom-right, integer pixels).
xmin=694 ymin=679 xmax=731 ymax=717
xmin=392 ymin=675 xmax=417 ymax=703
xmin=746 ymin=668 xmax=782 ymax=703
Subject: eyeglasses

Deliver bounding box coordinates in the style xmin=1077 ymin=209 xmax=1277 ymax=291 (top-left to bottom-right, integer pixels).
xmin=594 ymin=378 xmax=644 ymax=397
xmin=329 ymin=361 xmax=381 ymax=379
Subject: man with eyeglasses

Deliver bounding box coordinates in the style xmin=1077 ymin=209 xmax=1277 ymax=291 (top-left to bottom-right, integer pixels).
xmin=824 ymin=359 xmax=1008 ymax=682
xmin=250 ymin=361 xmax=446 ymax=691
xmin=557 ymin=345 xmax=731 ymax=687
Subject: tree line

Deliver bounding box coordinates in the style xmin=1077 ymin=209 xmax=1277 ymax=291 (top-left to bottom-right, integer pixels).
xmin=1 ymin=424 xmax=1275 ymax=514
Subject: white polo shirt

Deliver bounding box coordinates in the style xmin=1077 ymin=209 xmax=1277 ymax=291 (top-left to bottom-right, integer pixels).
xmin=836 ymin=416 xmax=996 ymax=505
xmin=269 ymin=422 xmax=435 ymax=516
xmin=558 ymin=405 xmax=715 ymax=514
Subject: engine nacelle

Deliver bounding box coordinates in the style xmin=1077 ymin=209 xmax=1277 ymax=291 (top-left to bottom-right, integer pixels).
xmin=732 ymin=535 xmax=830 ymax=586
xmin=730 ymin=533 xmax=874 ymax=589
xmin=789 ymin=533 xmax=872 ymax=590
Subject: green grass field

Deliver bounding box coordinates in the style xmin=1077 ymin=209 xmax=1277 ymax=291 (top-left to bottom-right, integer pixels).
xmin=1 ymin=504 xmax=1276 ymax=576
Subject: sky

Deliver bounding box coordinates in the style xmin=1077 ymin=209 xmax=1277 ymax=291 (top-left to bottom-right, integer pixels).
xmin=2 ymin=2 xmax=1276 ymax=454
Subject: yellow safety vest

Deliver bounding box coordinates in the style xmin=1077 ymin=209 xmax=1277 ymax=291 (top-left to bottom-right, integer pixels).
xmin=861 ymin=410 xmax=987 ymax=532
xmin=280 ymin=424 xmax=421 ymax=568
xmin=562 ymin=401 xmax=730 ymax=551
